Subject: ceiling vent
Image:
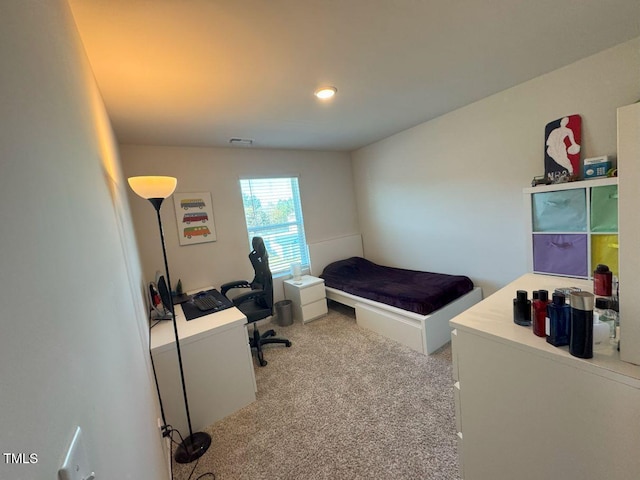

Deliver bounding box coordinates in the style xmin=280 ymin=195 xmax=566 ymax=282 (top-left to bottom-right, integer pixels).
xmin=229 ymin=138 xmax=253 ymax=146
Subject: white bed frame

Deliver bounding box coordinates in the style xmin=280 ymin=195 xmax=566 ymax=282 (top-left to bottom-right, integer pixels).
xmin=308 ymin=234 xmax=483 ymax=354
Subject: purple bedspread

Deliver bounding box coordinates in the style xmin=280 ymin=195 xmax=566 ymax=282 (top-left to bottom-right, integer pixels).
xmin=320 ymin=257 xmax=474 ymax=315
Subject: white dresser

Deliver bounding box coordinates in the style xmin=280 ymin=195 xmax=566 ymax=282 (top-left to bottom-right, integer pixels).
xmin=450 ymin=273 xmax=640 ymax=480
xmin=283 ymin=275 xmax=328 ymax=323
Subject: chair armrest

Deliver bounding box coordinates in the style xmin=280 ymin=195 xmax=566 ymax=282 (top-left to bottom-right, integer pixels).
xmin=231 ymin=289 xmax=265 ymax=306
xmin=220 ymin=280 xmax=251 ymax=295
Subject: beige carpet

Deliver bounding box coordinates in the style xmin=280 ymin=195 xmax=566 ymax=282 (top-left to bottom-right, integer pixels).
xmin=172 ymin=302 xmax=461 ymax=480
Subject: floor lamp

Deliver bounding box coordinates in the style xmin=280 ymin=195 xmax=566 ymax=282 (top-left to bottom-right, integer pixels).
xmin=128 ymin=176 xmax=212 ymax=464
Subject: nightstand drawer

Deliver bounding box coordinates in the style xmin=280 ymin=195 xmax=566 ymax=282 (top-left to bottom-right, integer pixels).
xmin=299 ymin=282 xmax=326 ymax=305
xmin=300 ymin=299 xmax=327 ymax=322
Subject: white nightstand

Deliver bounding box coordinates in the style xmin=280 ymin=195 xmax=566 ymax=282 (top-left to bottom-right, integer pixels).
xmin=283 ymin=275 xmax=328 ymax=323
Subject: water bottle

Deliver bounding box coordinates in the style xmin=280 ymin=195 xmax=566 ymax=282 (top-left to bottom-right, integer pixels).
xmin=570 ymin=291 xmax=594 ymax=359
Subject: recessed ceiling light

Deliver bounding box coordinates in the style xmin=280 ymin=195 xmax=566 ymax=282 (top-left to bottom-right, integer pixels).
xmin=314 ymin=86 xmax=337 ymax=100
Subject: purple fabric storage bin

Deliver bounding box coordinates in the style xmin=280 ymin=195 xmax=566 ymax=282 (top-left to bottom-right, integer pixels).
xmin=533 ymin=234 xmax=588 ymax=277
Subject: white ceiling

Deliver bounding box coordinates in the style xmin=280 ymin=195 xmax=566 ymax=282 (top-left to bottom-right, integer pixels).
xmin=68 ymin=0 xmax=640 ymax=152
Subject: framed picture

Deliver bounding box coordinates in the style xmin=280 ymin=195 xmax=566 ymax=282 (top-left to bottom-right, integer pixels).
xmin=544 ymin=114 xmax=582 ymax=182
xmin=172 ymin=192 xmax=217 ymax=246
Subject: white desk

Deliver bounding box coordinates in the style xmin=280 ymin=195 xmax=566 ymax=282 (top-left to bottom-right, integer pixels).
xmin=150 ymin=303 xmax=256 ymax=436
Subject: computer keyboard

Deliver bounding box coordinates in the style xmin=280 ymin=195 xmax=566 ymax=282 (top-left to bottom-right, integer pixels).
xmin=193 ymin=294 xmax=223 ymax=311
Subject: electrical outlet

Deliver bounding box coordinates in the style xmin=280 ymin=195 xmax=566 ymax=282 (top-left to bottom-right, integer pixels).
xmin=157 ymin=418 xmax=172 ymax=475
xmin=157 ymin=418 xmax=170 ymax=437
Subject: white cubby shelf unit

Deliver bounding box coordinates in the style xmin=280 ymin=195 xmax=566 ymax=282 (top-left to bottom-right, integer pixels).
xmin=523 ymin=176 xmax=618 ymax=280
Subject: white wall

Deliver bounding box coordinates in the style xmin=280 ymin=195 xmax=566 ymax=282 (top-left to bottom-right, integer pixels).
xmin=352 ymin=38 xmax=640 ymax=297
xmin=0 ymin=1 xmax=167 ymax=478
xmin=120 ymin=145 xmax=358 ymax=300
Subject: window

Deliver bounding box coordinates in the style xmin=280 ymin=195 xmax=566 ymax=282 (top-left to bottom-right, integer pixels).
xmin=240 ymin=177 xmax=309 ymax=275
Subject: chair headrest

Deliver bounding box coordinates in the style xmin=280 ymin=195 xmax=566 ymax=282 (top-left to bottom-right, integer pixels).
xmin=252 ymin=237 xmax=267 ymax=257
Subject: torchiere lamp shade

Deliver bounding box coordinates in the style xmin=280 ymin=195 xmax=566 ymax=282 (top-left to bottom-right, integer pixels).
xmin=128 ymin=176 xmax=177 ymax=199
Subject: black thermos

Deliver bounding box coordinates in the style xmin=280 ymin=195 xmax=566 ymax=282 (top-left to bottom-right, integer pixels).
xmin=570 ymin=291 xmax=594 ymax=359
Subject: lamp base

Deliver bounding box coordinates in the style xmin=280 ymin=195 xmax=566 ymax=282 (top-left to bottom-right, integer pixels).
xmin=174 ymin=432 xmax=212 ymax=464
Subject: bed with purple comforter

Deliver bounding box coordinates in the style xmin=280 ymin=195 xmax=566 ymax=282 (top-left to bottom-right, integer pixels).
xmin=320 ymin=256 xmax=474 ymax=316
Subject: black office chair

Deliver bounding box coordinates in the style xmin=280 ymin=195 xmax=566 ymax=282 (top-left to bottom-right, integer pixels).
xmin=221 ymin=237 xmax=291 ymax=366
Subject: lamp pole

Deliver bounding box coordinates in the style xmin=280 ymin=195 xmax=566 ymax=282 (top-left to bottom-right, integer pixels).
xmin=129 ymin=177 xmax=211 ymax=464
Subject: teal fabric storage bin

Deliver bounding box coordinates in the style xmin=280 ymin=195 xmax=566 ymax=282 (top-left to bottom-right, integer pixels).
xmin=590 ymin=185 xmax=618 ymax=232
xmin=532 ymin=189 xmax=587 ymax=232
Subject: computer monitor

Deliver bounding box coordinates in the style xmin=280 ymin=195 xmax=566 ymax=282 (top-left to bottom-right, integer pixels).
xmin=157 ymin=275 xmax=172 ymax=312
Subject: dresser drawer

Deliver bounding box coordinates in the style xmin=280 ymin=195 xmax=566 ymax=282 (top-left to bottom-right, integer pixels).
xmin=456 ymin=431 xmax=464 ymax=479
xmin=454 ymin=381 xmax=462 ymax=433
xmin=451 ymin=329 xmax=459 ymax=381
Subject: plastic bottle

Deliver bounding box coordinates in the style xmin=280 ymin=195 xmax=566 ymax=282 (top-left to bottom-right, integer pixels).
xmin=593 ymin=264 xmax=612 ymax=297
xmin=546 ymin=293 xmax=570 ymax=347
xmin=594 ymin=297 xmax=616 ymax=340
xmin=593 ymin=320 xmax=611 ymax=350
xmin=513 ymin=290 xmax=531 ymax=326
xmin=570 ymin=291 xmax=594 ymax=359
xmin=611 ymin=275 xmax=620 ymax=313
xmin=593 ymin=297 xmax=611 ymax=350
xmin=532 ymin=290 xmax=550 ymax=337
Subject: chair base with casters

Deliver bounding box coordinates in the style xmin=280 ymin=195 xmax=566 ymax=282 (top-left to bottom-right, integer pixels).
xmin=249 ymin=324 xmax=292 ymax=367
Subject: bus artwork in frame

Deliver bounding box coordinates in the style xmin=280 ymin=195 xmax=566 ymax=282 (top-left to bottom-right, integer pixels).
xmin=173 ymin=191 xmax=216 ymax=245
xmin=181 ymin=198 xmax=205 ymax=209
xmin=183 ymin=212 xmax=208 ymax=224
xmin=183 ymin=226 xmax=211 ymax=239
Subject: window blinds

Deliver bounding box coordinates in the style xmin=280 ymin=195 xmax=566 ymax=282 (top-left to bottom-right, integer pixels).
xmin=240 ymin=177 xmax=309 ymax=274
